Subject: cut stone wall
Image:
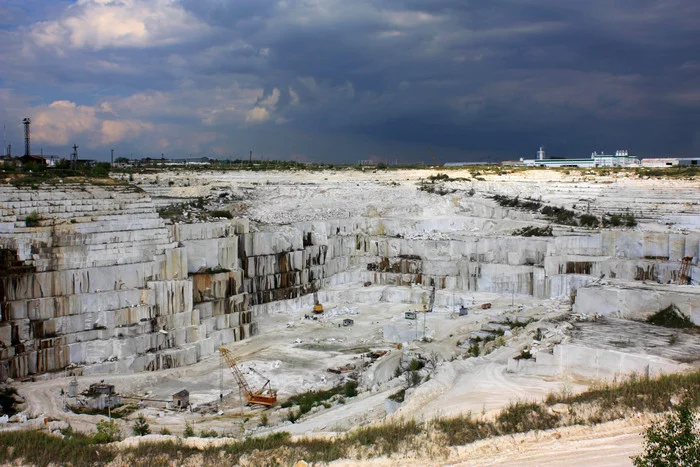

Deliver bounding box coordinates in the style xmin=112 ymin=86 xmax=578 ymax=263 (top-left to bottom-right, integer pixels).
xmin=1 ymin=183 xmax=698 ymax=381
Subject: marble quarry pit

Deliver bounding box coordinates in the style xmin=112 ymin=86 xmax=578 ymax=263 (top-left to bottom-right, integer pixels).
xmin=1 ymin=170 xmax=699 ymax=383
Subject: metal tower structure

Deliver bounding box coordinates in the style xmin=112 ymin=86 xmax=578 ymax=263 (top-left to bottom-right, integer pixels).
xmin=72 ymin=144 xmax=79 ymax=170
xmin=23 ymin=118 xmax=31 ymax=157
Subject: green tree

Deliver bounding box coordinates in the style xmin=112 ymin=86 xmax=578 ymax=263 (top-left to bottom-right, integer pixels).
xmin=93 ymin=419 xmax=121 ymax=443
xmin=632 ymin=401 xmax=700 ymax=467
xmin=132 ymin=414 xmax=151 ymax=436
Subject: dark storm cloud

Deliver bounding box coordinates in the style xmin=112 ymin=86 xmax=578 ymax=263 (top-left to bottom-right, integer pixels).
xmin=0 ymin=0 xmax=699 ymax=161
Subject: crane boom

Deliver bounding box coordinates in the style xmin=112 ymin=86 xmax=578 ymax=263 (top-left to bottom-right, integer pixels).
xmin=219 ymin=347 xmax=277 ymax=406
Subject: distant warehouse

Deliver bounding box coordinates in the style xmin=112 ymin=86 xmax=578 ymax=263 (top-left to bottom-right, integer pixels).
xmin=640 ymin=157 xmax=699 ymax=167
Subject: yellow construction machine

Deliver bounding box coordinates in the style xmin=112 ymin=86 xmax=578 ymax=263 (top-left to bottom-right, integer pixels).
xmin=219 ymin=347 xmax=277 ymax=406
xmin=313 ymin=291 xmax=324 ymax=314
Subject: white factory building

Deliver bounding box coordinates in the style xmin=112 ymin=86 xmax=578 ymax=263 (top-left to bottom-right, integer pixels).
xmin=640 ymin=157 xmax=699 ymax=167
xmin=521 ymin=148 xmax=640 ymax=168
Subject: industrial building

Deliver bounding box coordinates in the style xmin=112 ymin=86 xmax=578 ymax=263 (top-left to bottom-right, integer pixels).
xmin=641 ymin=157 xmax=700 ymax=167
xmin=521 ymin=147 xmax=640 ymax=168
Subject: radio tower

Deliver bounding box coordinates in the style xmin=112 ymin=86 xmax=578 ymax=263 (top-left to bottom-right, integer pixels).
xmin=23 ymin=118 xmax=31 ymax=157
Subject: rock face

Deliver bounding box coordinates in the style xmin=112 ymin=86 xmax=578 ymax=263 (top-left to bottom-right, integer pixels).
xmin=0 ymin=184 xmax=252 ymax=381
xmin=1 ymin=180 xmax=699 ymax=381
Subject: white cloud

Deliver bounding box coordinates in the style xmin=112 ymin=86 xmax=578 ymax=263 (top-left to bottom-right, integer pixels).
xmin=32 ymin=101 xmax=98 ymax=145
xmin=29 ymin=0 xmax=210 ymax=51
xmin=30 ymin=99 xmax=154 ymax=146
xmin=244 ymin=88 xmax=281 ymax=124
xmin=100 ymin=119 xmax=154 ymax=144
xmin=289 ymin=86 xmax=300 ymax=105
xmin=245 ymin=106 xmax=270 ymax=123
xmin=260 ymin=88 xmax=281 ymax=108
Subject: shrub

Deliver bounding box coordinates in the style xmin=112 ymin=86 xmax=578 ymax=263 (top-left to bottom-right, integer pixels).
xmin=541 ymin=205 xmax=577 ymax=225
xmin=496 ymin=401 xmax=559 ymax=434
xmin=259 ymin=413 xmax=269 ymax=427
xmin=282 ymin=382 xmax=357 ymax=415
xmin=428 ymin=173 xmax=450 ymax=182
xmin=408 ymin=358 xmax=425 ymax=372
xmin=25 ymin=211 xmax=41 ymax=227
xmin=579 ymin=214 xmax=598 ymax=228
xmin=343 ymin=381 xmax=359 ymax=397
xmin=632 ymin=400 xmax=700 ymax=467
xmin=603 ymin=213 xmax=623 ymax=227
xmin=93 ymin=419 xmax=121 ymax=443
xmin=287 ymin=408 xmax=301 ymax=423
xmin=182 ymin=421 xmax=194 ymax=438
xmin=210 ymin=209 xmax=233 ymax=219
xmin=199 ymin=429 xmax=218 ymax=438
xmin=512 ymin=225 xmax=552 ymax=237
xmin=433 ymin=413 xmax=495 ymax=445
xmin=132 ymin=414 xmax=151 ymax=436
xmin=624 ymin=212 xmax=637 ymax=227
xmin=469 ymin=342 xmax=480 ymax=357
xmin=159 ymin=427 xmax=172 ymax=435
xmin=647 ymin=305 xmax=695 ymax=329
xmin=388 ymin=389 xmax=406 ymax=403
xmin=409 ymin=371 xmax=421 ymax=386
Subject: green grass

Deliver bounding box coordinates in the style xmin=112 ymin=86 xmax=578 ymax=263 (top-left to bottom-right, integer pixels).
xmin=433 ymin=413 xmax=495 ymax=445
xmin=1 ymin=371 xmax=698 ymax=465
xmin=0 ymin=429 xmax=113 ymax=467
xmin=546 ymin=371 xmax=700 ymax=412
xmin=348 ymin=419 xmax=422 ymax=456
xmin=496 ymin=401 xmax=559 ymax=434
xmin=281 ymin=381 xmax=358 ymax=416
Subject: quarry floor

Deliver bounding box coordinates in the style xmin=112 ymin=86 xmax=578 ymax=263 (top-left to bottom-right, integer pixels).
xmin=13 ymin=284 xmax=650 ymax=466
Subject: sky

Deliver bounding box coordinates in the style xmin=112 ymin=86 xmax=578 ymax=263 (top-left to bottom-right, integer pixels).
xmin=1 ymin=0 xmax=699 ymax=163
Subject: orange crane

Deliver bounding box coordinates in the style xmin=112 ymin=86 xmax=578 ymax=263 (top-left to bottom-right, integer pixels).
xmin=219 ymin=347 xmax=277 ymax=406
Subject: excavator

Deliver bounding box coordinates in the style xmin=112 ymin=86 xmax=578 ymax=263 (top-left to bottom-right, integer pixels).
xmin=219 ymin=347 xmax=277 ymax=406
xmin=313 ymin=291 xmax=324 ymax=314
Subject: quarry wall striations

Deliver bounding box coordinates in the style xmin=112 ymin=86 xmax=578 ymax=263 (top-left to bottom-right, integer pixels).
xmin=1 ymin=184 xmax=699 ymax=381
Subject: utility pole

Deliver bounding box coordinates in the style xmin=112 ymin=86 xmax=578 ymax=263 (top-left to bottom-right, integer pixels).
xmin=111 ymin=149 xmax=114 ymax=166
